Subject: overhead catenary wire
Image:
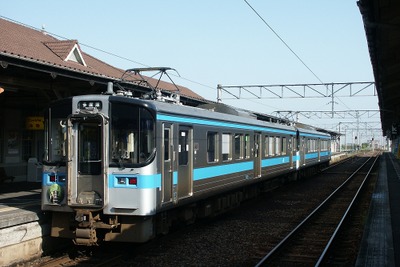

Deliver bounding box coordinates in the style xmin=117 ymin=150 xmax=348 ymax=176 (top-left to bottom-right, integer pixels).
xmin=0 ymin=15 xmax=150 ymax=68
xmin=0 ymin=15 xmax=283 ymax=113
xmin=241 ymin=1 xmax=359 ymax=117
xmin=0 ymin=14 xmax=331 ymax=115
xmin=243 ymin=0 xmax=325 ymax=85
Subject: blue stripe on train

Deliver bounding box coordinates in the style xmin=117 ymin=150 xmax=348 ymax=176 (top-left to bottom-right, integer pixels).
xmin=320 ymin=151 xmax=331 ymax=157
xmin=262 ymin=156 xmax=291 ymax=166
xmin=305 ymin=152 xmax=318 ymax=159
xmin=305 ymin=151 xmax=331 ymax=159
xmin=109 ymin=156 xmax=295 ymax=189
xmin=194 ymin=161 xmax=254 ymax=180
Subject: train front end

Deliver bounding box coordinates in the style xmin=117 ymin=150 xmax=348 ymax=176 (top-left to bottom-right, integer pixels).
xmin=42 ymin=95 xmax=158 ymax=245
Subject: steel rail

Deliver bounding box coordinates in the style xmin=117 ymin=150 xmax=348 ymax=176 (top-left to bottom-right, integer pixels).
xmin=255 ymin=155 xmax=376 ymax=267
xmin=320 ymin=154 xmax=355 ymax=172
xmin=315 ymin=154 xmax=379 ymax=266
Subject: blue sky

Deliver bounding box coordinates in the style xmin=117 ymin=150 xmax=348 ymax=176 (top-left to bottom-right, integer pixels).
xmin=1 ymin=1 xmax=381 ymax=143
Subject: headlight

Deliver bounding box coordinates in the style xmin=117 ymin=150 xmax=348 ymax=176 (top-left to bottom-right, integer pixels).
xmin=78 ymin=101 xmax=102 ymax=110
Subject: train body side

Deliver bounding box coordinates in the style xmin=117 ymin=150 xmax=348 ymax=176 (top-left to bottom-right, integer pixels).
xmin=296 ymin=126 xmax=331 ymax=172
xmin=41 ymin=95 xmax=331 ymax=244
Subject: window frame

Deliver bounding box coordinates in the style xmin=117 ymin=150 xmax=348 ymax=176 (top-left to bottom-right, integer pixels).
xmin=222 ymin=133 xmax=232 ymax=162
xmin=207 ymin=131 xmax=219 ymax=163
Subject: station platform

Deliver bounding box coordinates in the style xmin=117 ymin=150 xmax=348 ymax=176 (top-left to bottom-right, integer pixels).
xmin=0 ymin=182 xmax=47 ymax=266
xmin=0 ymin=152 xmax=399 ymax=266
xmin=0 ymin=182 xmax=42 ymax=228
xmin=356 ymin=152 xmax=399 ymax=266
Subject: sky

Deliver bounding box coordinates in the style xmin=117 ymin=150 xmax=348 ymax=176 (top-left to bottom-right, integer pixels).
xmin=1 ymin=1 xmax=381 ymax=145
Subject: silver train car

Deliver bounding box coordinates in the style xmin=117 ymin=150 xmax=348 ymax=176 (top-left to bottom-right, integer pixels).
xmin=41 ymin=90 xmax=331 ymax=245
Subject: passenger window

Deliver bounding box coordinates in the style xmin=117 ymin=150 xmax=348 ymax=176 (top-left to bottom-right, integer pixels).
xmin=322 ymin=140 xmax=328 ymax=151
xmin=234 ymin=134 xmax=243 ymax=160
xmin=222 ymin=133 xmax=232 ymax=161
xmin=264 ymin=136 xmax=269 ymax=157
xmin=275 ymin=137 xmax=281 ymax=155
xmin=268 ymin=136 xmax=275 ymax=156
xmin=207 ymin=132 xmax=218 ymax=163
xmin=282 ymin=137 xmax=287 ymax=155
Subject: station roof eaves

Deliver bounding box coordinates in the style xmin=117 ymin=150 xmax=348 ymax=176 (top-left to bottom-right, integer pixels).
xmin=0 ymin=17 xmax=204 ymax=101
xmin=358 ymin=0 xmax=400 ymax=137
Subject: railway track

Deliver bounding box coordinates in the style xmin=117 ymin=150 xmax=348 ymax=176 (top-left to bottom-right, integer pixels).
xmin=255 ymin=152 xmax=379 ymax=266
xmin=33 ymin=249 xmax=124 ymax=267
xmin=27 ymin=153 xmax=378 ymax=266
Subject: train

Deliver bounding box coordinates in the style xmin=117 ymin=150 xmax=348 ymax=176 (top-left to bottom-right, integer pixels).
xmin=41 ymin=81 xmax=331 ymax=245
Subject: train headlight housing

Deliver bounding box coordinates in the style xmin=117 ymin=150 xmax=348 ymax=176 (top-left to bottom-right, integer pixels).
xmin=49 ymin=174 xmax=56 ymax=182
xmin=59 ymin=175 xmax=66 ymax=183
xmin=48 ymin=174 xmax=66 ymax=183
xmin=78 ymin=101 xmax=102 ymax=111
xmin=128 ymin=177 xmax=137 ymax=186
xmin=115 ymin=176 xmax=137 ymax=187
xmin=117 ymin=177 xmax=126 ymax=185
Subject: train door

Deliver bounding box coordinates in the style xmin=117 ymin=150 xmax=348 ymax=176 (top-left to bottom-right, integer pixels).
xmin=161 ymin=124 xmax=174 ymax=204
xmin=300 ymin=136 xmax=306 ymax=166
xmin=67 ymin=115 xmax=105 ymax=208
xmin=177 ymin=126 xmax=193 ymax=199
xmin=289 ymin=136 xmax=294 ymax=169
xmin=254 ymin=132 xmax=262 ymax=178
xmin=294 ymin=131 xmax=300 ymax=170
xmin=317 ymin=139 xmax=321 ymax=161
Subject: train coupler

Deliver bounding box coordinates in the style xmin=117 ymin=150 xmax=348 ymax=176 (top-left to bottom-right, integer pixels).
xmin=73 ymin=210 xmax=119 ymax=246
xmin=73 ymin=210 xmax=98 ymax=245
xmin=74 ymin=227 xmax=98 ymax=246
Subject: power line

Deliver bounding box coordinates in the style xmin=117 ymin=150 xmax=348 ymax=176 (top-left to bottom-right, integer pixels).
xmin=243 ymin=0 xmax=324 ymax=84
xmin=0 ymin=15 xmax=216 ymax=93
xmin=0 ymin=15 xmax=150 ymax=67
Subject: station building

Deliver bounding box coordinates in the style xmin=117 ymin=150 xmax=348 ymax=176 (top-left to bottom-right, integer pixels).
xmin=0 ymin=17 xmax=204 ymax=182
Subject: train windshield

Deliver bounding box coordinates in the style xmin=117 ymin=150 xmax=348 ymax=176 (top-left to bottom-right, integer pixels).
xmin=78 ymin=119 xmax=102 ymax=175
xmin=110 ymin=102 xmax=155 ymax=167
xmin=44 ymin=100 xmax=72 ymax=164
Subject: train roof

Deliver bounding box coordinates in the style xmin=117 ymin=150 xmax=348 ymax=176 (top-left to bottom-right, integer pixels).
xmin=153 ymin=100 xmax=331 ymax=139
xmin=144 ymin=98 xmax=296 ymax=131
xmin=53 ymin=94 xmax=333 ymax=139
xmin=295 ymin=126 xmax=331 ymax=138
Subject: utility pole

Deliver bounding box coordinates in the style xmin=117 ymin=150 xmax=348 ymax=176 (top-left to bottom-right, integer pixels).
xmin=338 ymin=122 xmax=341 ymax=152
xmin=217 ymin=84 xmax=222 ymax=103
